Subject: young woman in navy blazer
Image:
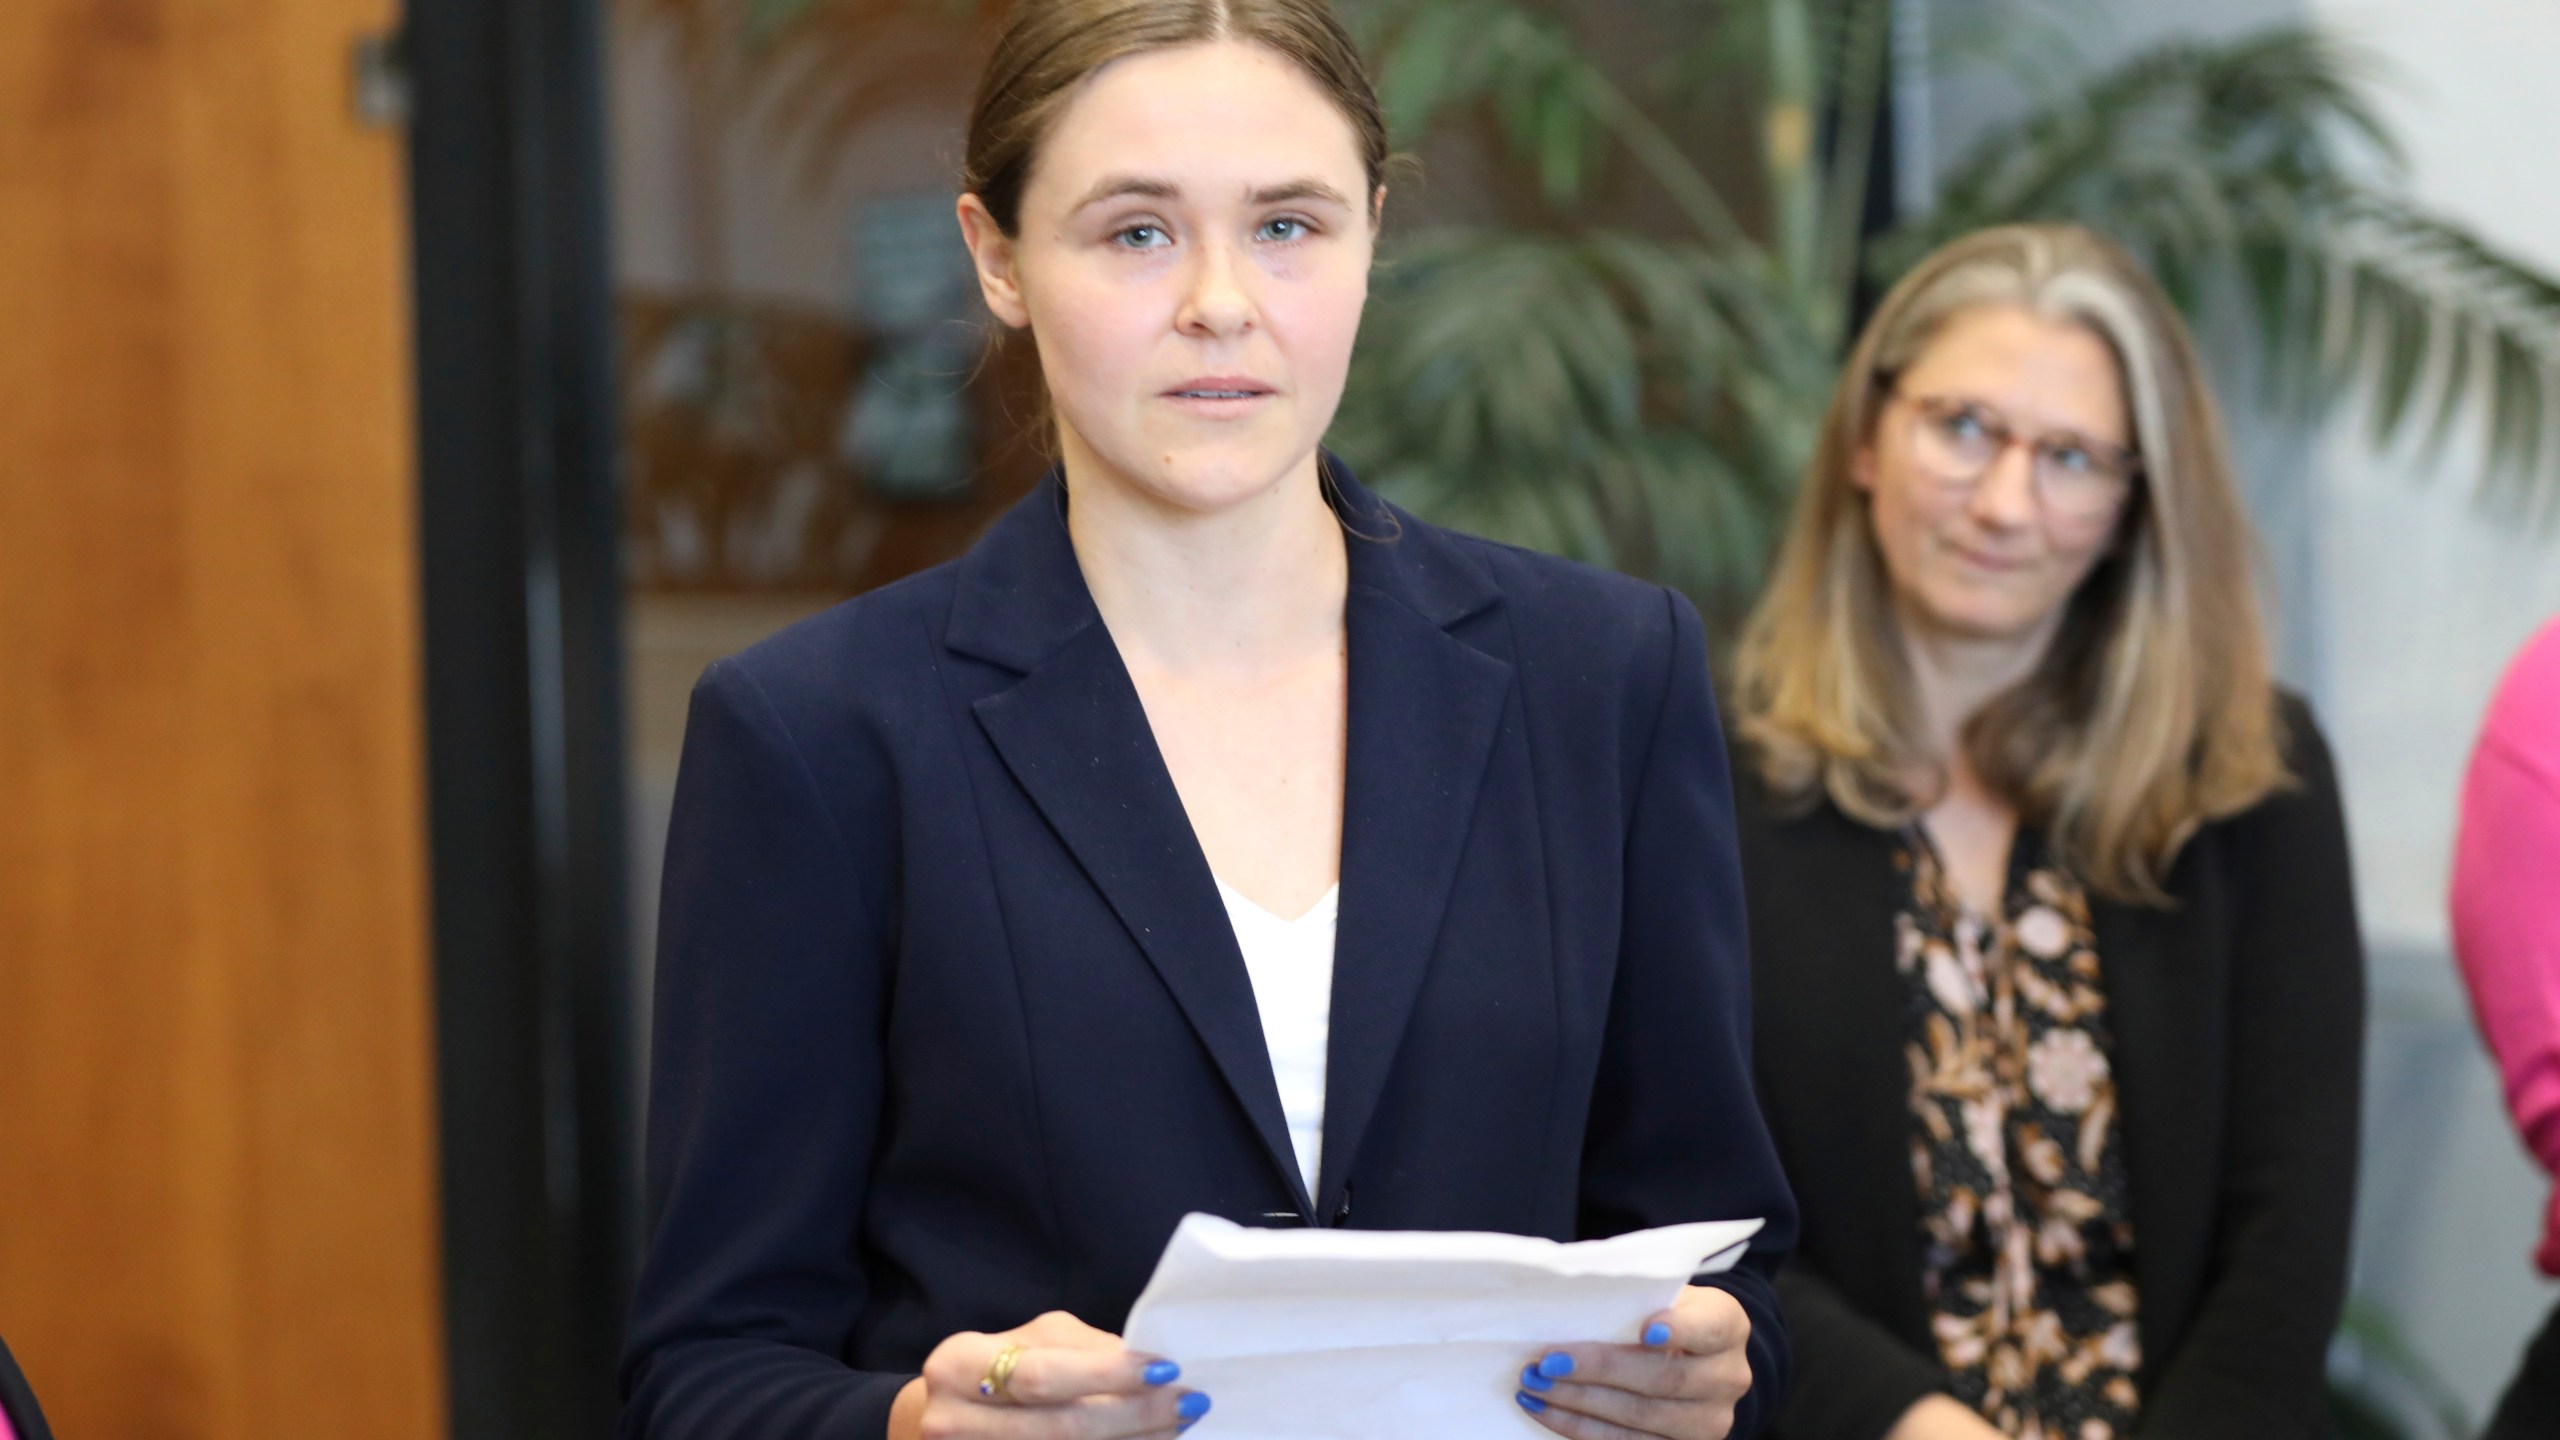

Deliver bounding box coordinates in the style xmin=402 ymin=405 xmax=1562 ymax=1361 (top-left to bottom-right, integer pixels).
xmin=616 ymin=4 xmax=1795 ymax=1439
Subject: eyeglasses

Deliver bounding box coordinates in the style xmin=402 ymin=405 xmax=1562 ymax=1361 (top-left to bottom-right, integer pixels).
xmin=1895 ymin=391 xmax=2141 ymax=524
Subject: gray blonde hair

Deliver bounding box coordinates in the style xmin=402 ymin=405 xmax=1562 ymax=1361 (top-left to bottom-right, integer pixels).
xmin=1734 ymin=223 xmax=2288 ymax=904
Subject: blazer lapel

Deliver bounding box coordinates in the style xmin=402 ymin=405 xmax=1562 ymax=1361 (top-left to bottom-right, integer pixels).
xmin=953 ymin=481 xmax=1308 ymax=1210
xmin=949 ymin=463 xmax=1514 ymax=1224
xmin=1829 ymin=818 xmax=1925 ymax=1339
xmin=1318 ymin=473 xmax=1511 ymax=1221
xmin=2092 ymin=854 xmax=2223 ymax=1377
xmin=1749 ymin=793 xmax=1933 ymax=1341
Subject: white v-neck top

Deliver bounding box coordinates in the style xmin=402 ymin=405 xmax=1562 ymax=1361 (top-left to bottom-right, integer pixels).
xmin=1213 ymin=875 xmax=1340 ymax=1198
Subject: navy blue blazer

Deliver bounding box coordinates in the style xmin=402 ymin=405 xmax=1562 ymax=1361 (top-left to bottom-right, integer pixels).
xmin=0 ymin=1334 xmax=52 ymax=1440
xmin=619 ymin=464 xmax=1798 ymax=1440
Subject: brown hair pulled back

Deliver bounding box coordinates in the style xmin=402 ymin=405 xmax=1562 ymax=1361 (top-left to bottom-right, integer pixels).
xmin=964 ymin=0 xmax=1388 ymax=235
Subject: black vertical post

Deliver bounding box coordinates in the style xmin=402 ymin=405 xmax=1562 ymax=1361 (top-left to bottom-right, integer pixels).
xmin=1835 ymin=32 xmax=1902 ymax=339
xmin=406 ymin=0 xmax=636 ymax=1430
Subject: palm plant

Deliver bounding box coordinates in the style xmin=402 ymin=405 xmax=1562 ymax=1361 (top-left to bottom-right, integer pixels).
xmin=626 ymin=0 xmax=2560 ymax=617
xmin=1332 ymin=0 xmax=2560 ymax=617
xmin=2327 ymin=1298 xmax=2472 ymax=1440
xmin=619 ymin=0 xmax=1009 ymax=177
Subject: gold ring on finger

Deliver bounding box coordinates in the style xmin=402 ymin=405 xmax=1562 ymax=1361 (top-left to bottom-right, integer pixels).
xmin=978 ymin=1343 xmax=1025 ymax=1403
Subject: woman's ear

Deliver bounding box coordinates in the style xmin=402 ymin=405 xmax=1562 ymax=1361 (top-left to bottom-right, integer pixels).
xmin=1850 ymin=441 xmax=1878 ymax=495
xmin=1370 ymin=184 xmax=1388 ymax=233
xmin=956 ymin=194 xmax=1030 ymax=330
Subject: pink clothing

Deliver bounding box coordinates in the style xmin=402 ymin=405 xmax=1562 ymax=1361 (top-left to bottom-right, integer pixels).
xmin=2453 ymin=618 xmax=2560 ymax=1275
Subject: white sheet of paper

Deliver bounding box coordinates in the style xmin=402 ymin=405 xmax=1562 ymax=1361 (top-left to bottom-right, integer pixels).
xmin=1121 ymin=1214 xmax=1764 ymax=1440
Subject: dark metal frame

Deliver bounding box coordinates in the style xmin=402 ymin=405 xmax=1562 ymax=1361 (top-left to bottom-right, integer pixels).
xmin=405 ymin=0 xmax=636 ymax=1431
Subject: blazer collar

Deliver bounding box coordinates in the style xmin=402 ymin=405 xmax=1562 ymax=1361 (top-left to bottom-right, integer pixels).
xmin=944 ymin=478 xmax=1092 ymax=673
xmin=953 ymin=456 xmax=1511 ymax=1220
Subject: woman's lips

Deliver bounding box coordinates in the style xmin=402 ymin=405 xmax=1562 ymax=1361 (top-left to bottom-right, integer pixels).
xmin=1161 ymin=378 xmax=1276 ymax=415
xmin=1950 ymin=543 xmax=2033 ymax=574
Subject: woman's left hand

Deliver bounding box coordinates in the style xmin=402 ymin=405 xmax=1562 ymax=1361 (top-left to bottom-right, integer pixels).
xmin=1514 ymin=1284 xmax=1753 ymax=1440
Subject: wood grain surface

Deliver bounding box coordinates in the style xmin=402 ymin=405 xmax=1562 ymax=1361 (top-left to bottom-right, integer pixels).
xmin=0 ymin=0 xmax=447 ymax=1434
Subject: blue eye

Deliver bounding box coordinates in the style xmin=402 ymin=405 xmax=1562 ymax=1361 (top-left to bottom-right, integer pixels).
xmin=1258 ymin=217 xmax=1312 ymax=242
xmin=1938 ymin=408 xmax=1990 ymax=443
xmin=2045 ymin=443 xmax=2097 ymax=475
xmin=1113 ymin=224 xmax=1169 ymax=250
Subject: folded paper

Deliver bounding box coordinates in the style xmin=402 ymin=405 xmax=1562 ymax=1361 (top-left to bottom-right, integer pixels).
xmin=1122 ymin=1214 xmax=1764 ymax=1440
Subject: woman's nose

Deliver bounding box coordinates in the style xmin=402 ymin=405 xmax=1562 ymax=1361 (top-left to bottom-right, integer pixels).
xmin=1967 ymin=441 xmax=2041 ymax=527
xmin=1175 ymin=239 xmax=1256 ymax=337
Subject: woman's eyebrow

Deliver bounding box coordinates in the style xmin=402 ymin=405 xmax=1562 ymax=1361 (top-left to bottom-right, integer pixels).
xmin=1924 ymin=393 xmax=2119 ymax=439
xmin=1068 ymin=175 xmax=1180 ymax=213
xmin=1066 ymin=175 xmax=1354 ymax=213
xmin=1247 ymin=179 xmax=1352 ymax=207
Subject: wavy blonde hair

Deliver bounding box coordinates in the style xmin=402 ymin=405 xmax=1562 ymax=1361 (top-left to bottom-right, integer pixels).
xmin=1734 ymin=223 xmax=2288 ymax=904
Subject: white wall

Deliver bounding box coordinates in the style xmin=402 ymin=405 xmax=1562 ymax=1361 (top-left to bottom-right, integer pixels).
xmin=2303 ymin=0 xmax=2560 ymax=955
xmin=2298 ymin=0 xmax=2560 ymax=1418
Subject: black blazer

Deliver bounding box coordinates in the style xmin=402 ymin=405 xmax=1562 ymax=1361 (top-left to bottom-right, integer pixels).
xmin=0 ymin=1334 xmax=54 ymax=1440
xmin=620 ymin=466 xmax=1799 ymax=1440
xmin=1737 ymin=696 xmax=2363 ymax=1440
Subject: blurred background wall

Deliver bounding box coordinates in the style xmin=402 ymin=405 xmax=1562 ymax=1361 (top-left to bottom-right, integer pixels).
xmin=0 ymin=0 xmax=448 ymax=1433
xmin=2274 ymin=0 xmax=2560 ymax=1416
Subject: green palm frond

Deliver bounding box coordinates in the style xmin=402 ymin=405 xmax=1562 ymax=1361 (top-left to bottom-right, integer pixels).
xmin=1356 ymin=0 xmax=1631 ymax=208
xmin=2327 ymin=1298 xmax=2471 ymax=1440
xmin=1920 ymin=0 xmax=2099 ymax=100
xmin=1812 ymin=0 xmax=1893 ymax=312
xmin=1332 ymin=231 xmax=1823 ymax=610
xmin=1888 ymin=24 xmax=2560 ymax=511
xmin=636 ymin=0 xmax=2560 ymax=600
xmin=1357 ymin=0 xmax=1755 ymax=245
xmin=1645 ymin=0 xmax=1768 ymax=100
xmin=1897 ymin=27 xmax=2396 ymax=259
xmin=1672 ymin=0 xmax=1888 ymax=124
xmin=2316 ymin=193 xmax=2560 ymax=505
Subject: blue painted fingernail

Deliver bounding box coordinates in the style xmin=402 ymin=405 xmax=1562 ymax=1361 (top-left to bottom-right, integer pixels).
xmin=1519 ymin=1364 xmax=1553 ymax=1393
xmin=1178 ymin=1422 xmax=1198 ymax=1434
xmin=1517 ymin=1392 xmax=1549 ymax=1414
xmin=1537 ymin=1352 xmax=1575 ymax=1379
xmin=1144 ymin=1360 xmax=1181 ymax=1387
xmin=1644 ymin=1321 xmax=1672 ymax=1347
xmin=1178 ymin=1392 xmax=1213 ymax=1421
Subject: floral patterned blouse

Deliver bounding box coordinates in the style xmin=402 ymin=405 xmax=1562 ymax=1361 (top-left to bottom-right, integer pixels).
xmin=1897 ymin=826 xmax=2143 ymax=1440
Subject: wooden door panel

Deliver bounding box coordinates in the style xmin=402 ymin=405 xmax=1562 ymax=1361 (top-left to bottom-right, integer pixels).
xmin=0 ymin=0 xmax=446 ymax=1435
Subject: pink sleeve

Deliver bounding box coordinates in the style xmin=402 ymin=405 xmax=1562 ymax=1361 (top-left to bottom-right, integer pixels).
xmin=2451 ymin=618 xmax=2560 ymax=1275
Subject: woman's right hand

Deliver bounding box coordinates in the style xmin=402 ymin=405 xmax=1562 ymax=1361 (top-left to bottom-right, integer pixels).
xmin=888 ymin=1311 xmax=1211 ymax=1440
xmin=1885 ymin=1394 xmax=2008 ymax=1440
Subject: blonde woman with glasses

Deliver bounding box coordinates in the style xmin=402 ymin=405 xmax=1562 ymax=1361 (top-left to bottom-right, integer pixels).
xmin=1731 ymin=224 xmax=2363 ymax=1440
